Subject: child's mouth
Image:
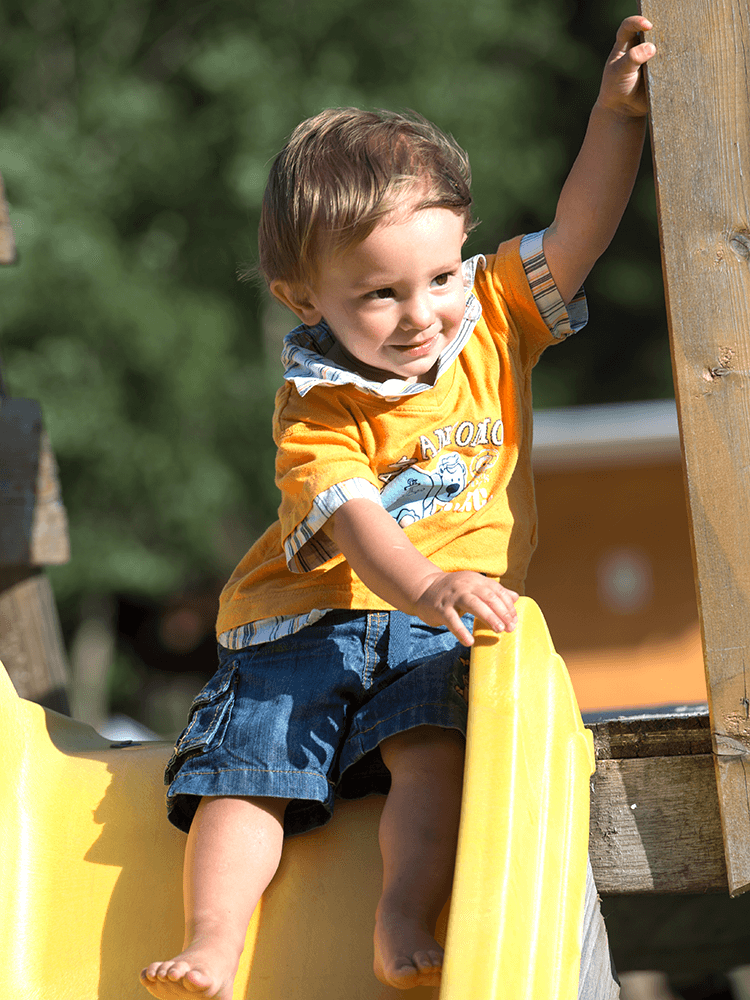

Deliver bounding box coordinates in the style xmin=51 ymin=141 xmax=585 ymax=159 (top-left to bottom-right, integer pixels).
xmin=394 ymin=334 xmax=439 ymax=358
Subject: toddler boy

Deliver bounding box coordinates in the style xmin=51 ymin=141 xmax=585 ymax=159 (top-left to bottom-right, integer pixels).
xmin=141 ymin=16 xmax=655 ymax=999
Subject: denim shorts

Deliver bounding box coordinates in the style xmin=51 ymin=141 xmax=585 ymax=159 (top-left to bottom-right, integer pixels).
xmin=165 ymin=610 xmax=472 ymax=836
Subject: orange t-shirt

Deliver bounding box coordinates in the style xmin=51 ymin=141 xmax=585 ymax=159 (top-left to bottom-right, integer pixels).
xmin=217 ymin=236 xmax=582 ymax=642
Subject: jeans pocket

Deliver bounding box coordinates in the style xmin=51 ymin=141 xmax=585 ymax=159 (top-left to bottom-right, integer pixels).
xmin=165 ymin=660 xmax=238 ymax=783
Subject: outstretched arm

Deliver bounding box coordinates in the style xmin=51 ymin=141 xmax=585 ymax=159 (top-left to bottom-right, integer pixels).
xmin=329 ymin=498 xmax=518 ymax=646
xmin=544 ymin=15 xmax=656 ymax=304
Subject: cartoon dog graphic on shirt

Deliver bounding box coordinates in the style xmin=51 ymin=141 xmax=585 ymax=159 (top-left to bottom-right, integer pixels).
xmin=380 ymin=453 xmax=469 ymax=527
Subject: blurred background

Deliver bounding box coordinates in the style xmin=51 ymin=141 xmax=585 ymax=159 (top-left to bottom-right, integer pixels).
xmin=0 ymin=0 xmax=673 ymax=738
xmin=4 ymin=2 xmax=749 ymax=995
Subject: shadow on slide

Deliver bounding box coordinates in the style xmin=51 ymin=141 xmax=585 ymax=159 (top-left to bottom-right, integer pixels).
xmin=0 ymin=597 xmax=593 ymax=1000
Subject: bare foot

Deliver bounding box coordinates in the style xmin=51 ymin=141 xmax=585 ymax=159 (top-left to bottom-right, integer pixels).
xmin=373 ymin=909 xmax=444 ymax=990
xmin=139 ymin=937 xmax=240 ymax=999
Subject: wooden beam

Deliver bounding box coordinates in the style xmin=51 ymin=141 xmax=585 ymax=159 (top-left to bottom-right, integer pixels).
xmin=588 ymin=712 xmax=711 ymax=761
xmin=0 ymin=172 xmax=16 ymax=265
xmin=641 ymin=0 xmax=750 ymax=894
xmin=588 ymin=713 xmax=727 ymax=893
xmin=0 ymin=398 xmax=70 ymax=566
xmin=590 ymin=755 xmax=726 ymax=894
xmin=0 ymin=400 xmax=72 ymax=711
xmin=0 ymin=172 xmax=71 ymax=714
xmin=0 ymin=568 xmax=70 ymax=715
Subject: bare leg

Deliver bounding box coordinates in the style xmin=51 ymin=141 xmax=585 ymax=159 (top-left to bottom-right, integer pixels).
xmin=140 ymin=795 xmax=288 ymax=999
xmin=374 ymin=726 xmax=465 ymax=990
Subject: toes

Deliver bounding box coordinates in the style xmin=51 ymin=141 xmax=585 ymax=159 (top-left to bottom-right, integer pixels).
xmin=390 ymin=951 xmax=442 ymax=984
xmin=392 ymin=956 xmax=418 ymax=975
xmin=140 ymin=961 xmax=172 ymax=981
xmin=140 ymin=959 xmax=195 ymax=983
xmin=139 ymin=954 xmax=229 ymax=998
xmin=414 ymin=949 xmax=443 ymax=971
xmin=184 ymin=967 xmax=213 ymax=990
xmin=167 ymin=962 xmax=191 ymax=981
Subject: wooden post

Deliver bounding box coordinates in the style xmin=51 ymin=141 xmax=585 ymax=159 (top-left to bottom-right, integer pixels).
xmin=640 ymin=0 xmax=750 ymax=894
xmin=0 ymin=404 xmax=71 ymax=713
xmin=0 ymin=172 xmax=16 ymax=267
xmin=0 ymin=173 xmax=72 ymax=714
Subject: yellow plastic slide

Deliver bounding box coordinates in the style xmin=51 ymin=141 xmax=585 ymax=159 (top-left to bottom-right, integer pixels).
xmin=0 ymin=597 xmax=593 ymax=1000
xmin=440 ymin=598 xmax=596 ymax=1000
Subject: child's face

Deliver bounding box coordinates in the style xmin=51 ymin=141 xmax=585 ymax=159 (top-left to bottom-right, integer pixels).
xmin=282 ymin=195 xmax=467 ymax=384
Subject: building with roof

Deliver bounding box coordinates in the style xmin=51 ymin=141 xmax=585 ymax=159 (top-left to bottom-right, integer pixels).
xmin=529 ymin=399 xmax=706 ymax=716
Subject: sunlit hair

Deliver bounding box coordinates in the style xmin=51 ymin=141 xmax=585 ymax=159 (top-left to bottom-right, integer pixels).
xmin=252 ymin=107 xmax=476 ymax=287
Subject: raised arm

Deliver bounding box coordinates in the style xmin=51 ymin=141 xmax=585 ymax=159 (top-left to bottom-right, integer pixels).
xmin=544 ymin=15 xmax=656 ymax=304
xmin=329 ymin=498 xmax=518 ymax=646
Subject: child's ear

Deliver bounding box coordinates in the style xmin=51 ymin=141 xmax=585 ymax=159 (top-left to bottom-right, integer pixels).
xmin=269 ymin=280 xmax=323 ymax=326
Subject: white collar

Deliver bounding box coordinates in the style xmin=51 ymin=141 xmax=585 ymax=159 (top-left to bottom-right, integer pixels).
xmin=281 ymin=255 xmax=485 ymax=399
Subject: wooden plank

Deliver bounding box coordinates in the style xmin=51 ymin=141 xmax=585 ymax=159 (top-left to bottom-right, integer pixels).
xmin=0 ymin=568 xmax=70 ymax=714
xmin=587 ymin=715 xmax=727 ymax=892
xmin=0 ymin=396 xmax=71 ymax=710
xmin=0 ymin=398 xmax=70 ymax=566
xmin=640 ymin=0 xmax=750 ymax=894
xmin=589 ymin=712 xmax=711 ymax=760
xmin=0 ymin=172 xmax=16 ymax=265
xmin=589 ymin=755 xmax=727 ymax=894
xmin=0 ymin=170 xmax=70 ymax=710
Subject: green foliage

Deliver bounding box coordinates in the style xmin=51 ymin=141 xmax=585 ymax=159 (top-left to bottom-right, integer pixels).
xmin=0 ymin=0 xmax=671 ymax=612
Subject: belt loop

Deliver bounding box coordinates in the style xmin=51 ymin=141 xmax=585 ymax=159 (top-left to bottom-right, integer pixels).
xmin=387 ymin=610 xmax=411 ymax=670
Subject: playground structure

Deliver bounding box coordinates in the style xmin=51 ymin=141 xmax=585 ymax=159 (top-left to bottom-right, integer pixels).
xmin=0 ymin=602 xmax=595 ymax=999
xmin=2 ymin=0 xmax=750 ymax=994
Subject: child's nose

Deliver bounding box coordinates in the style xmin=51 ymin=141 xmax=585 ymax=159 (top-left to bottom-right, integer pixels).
xmin=401 ymin=294 xmax=435 ymax=331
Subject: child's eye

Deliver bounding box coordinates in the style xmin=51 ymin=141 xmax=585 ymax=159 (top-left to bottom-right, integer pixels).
xmin=431 ymin=271 xmax=454 ymax=288
xmin=368 ymin=287 xmax=395 ymax=300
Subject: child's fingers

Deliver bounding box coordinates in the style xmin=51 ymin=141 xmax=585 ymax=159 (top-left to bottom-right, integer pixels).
xmin=439 ymin=596 xmax=513 ymax=645
xmin=613 ymin=20 xmax=654 ymax=59
xmin=419 ymin=572 xmax=519 ymax=643
xmin=462 ymin=588 xmax=518 ymax=636
xmin=484 ymin=597 xmax=518 ymax=633
xmin=628 ymin=41 xmax=657 ymax=66
xmin=444 ymin=609 xmax=474 ymax=647
xmin=599 ymin=15 xmax=655 ymax=116
xmin=614 ymin=15 xmax=653 ymax=49
xmin=610 ymin=16 xmax=655 ymax=67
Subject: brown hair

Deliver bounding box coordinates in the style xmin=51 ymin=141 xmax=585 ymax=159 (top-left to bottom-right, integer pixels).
xmin=253 ymin=108 xmax=475 ymax=287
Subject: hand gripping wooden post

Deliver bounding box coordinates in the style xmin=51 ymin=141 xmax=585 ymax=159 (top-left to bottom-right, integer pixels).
xmin=639 ymin=0 xmax=750 ymax=894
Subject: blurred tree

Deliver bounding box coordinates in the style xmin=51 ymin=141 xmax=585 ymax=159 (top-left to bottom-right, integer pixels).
xmin=0 ymin=0 xmax=670 ymax=631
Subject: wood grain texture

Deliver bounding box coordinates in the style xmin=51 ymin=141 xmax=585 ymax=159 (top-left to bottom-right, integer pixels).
xmin=590 ymin=755 xmax=727 ymax=894
xmin=0 ymin=398 xmax=70 ymax=566
xmin=641 ymin=0 xmax=750 ymax=894
xmin=588 ymin=713 xmax=711 ymax=760
xmin=0 ymin=568 xmax=70 ymax=713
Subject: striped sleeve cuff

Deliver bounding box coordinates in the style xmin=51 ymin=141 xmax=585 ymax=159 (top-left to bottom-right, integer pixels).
xmin=520 ymin=230 xmax=588 ymax=340
xmin=284 ymin=477 xmax=383 ymax=573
